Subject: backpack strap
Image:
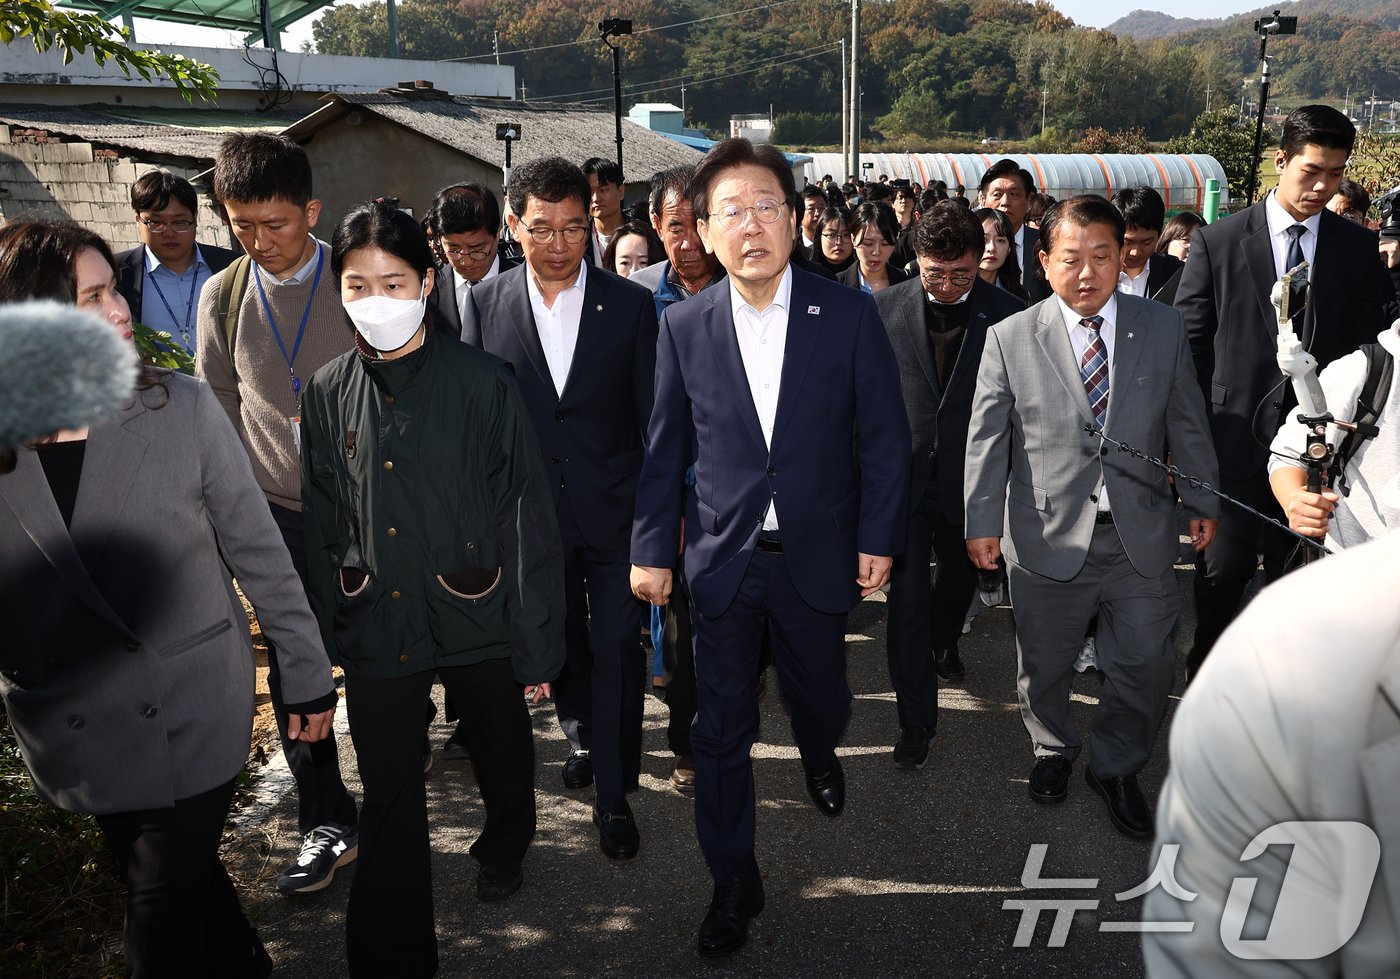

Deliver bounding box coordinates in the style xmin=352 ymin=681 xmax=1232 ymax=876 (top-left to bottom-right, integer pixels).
xmin=1333 ymin=342 xmax=1393 ymax=496
xmin=216 ymin=255 xmax=252 ymax=379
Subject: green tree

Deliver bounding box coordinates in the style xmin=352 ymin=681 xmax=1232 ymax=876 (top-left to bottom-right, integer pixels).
xmin=1166 ymin=107 xmax=1258 ymax=203
xmin=1 ymin=0 xmax=217 ymax=100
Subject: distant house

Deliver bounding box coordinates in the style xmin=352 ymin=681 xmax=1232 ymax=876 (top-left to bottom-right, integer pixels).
xmin=280 ymin=86 xmax=703 ymax=229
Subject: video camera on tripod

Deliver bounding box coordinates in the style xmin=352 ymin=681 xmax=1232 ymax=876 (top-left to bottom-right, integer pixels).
xmin=1376 ymin=188 xmax=1400 ymax=240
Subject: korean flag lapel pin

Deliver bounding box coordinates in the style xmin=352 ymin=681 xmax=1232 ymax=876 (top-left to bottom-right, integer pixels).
xmin=807 ymin=305 xmax=821 ymax=315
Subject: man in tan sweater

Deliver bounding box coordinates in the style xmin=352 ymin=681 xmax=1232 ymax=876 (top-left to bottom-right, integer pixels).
xmin=196 ymin=133 xmax=359 ymax=896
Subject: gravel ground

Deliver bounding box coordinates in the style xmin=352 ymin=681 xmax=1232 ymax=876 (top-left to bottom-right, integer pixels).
xmin=232 ymin=548 xmax=1216 ymax=979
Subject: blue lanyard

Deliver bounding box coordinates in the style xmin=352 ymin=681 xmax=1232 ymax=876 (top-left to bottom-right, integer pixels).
xmin=252 ymin=244 xmax=324 ymax=403
xmin=146 ymin=258 xmax=201 ymax=352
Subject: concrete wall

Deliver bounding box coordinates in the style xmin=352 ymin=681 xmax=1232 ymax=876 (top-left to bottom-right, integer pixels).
xmin=1 ymin=41 xmax=514 ymax=113
xmin=0 ymin=126 xmax=234 ymax=252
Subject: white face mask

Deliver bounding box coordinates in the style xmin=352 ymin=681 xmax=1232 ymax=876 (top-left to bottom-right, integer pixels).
xmin=343 ymin=282 xmax=426 ymax=352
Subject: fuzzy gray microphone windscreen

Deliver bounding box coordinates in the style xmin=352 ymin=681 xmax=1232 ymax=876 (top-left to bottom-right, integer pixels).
xmin=0 ymin=300 xmax=140 ymax=463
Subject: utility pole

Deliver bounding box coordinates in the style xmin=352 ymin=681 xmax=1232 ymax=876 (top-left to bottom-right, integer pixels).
xmin=600 ymin=18 xmax=633 ymax=176
xmin=840 ymin=37 xmax=848 ymax=166
xmin=1205 ymin=83 xmax=1212 ymax=112
xmin=848 ymin=0 xmax=860 ymax=183
xmin=386 ymin=0 xmax=399 ymax=58
xmin=520 ymin=81 xmax=527 ymax=101
xmin=680 ymin=80 xmax=687 ymax=122
xmin=494 ymin=30 xmax=500 ymax=65
xmin=1041 ymin=86 xmax=1048 ymax=135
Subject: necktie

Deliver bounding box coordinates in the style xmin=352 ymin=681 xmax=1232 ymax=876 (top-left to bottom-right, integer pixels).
xmin=1079 ymin=316 xmax=1109 ymax=426
xmin=457 ymin=279 xmax=472 ymax=326
xmin=1284 ymin=224 xmax=1306 ymax=275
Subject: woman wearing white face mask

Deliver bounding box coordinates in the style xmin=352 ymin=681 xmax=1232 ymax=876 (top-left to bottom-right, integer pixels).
xmin=300 ymin=200 xmax=566 ymax=977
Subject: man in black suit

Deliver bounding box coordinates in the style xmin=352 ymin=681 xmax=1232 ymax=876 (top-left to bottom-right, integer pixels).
xmin=1176 ymin=104 xmax=1398 ymax=676
xmin=1110 ymin=187 xmax=1184 ymax=305
xmin=797 ymin=185 xmax=826 ymax=263
xmin=114 ymin=170 xmax=235 ymax=356
xmin=978 ymin=159 xmax=1051 ymax=303
xmin=876 ymin=202 xmax=1025 ymax=769
xmin=422 ymin=182 xmax=520 ymax=338
xmin=461 ymin=157 xmax=659 ymax=861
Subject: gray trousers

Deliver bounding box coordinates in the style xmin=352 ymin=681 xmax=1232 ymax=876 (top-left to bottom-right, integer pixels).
xmin=1007 ymin=521 xmax=1178 ymax=778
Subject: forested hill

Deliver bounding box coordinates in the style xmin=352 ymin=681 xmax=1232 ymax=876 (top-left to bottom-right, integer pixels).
xmin=309 ymin=0 xmax=1399 ymax=144
xmin=1110 ymin=0 xmax=1400 ymax=39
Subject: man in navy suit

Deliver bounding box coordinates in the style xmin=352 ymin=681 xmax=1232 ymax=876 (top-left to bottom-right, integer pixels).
xmin=875 ymin=201 xmax=1025 ymax=769
xmin=422 ymin=182 xmax=520 ymax=340
xmin=462 ymin=157 xmax=658 ymax=862
xmin=630 ymin=138 xmax=911 ymax=958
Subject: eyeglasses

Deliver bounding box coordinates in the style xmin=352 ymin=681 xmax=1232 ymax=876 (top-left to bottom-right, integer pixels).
xmin=709 ymin=200 xmax=786 ymax=230
xmin=822 ymin=231 xmax=853 ymax=242
xmin=139 ymin=218 xmax=195 ymax=234
xmin=919 ymin=269 xmax=977 ymax=288
xmin=521 ymin=225 xmax=589 ymax=245
xmin=441 ymin=242 xmax=493 ymax=261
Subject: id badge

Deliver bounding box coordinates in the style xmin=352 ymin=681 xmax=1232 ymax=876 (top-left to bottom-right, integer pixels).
xmin=289 ymin=415 xmax=302 ymax=456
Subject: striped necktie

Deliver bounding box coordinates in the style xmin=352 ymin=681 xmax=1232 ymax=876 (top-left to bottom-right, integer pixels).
xmin=1079 ymin=316 xmax=1108 ymax=425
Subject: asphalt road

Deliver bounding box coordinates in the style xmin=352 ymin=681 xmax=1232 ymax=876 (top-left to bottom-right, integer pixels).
xmin=234 ymin=552 xmax=1214 ymax=979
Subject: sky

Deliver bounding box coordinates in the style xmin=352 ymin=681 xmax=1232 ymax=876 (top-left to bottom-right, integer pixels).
xmin=113 ymin=0 xmax=1277 ymax=57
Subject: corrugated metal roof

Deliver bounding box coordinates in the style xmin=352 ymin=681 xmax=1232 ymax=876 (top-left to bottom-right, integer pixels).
xmin=283 ymin=93 xmax=702 ymax=181
xmin=0 ymin=103 xmax=277 ymax=162
xmin=803 ymin=153 xmax=1232 ymax=211
xmin=62 ymin=0 xmax=330 ymax=41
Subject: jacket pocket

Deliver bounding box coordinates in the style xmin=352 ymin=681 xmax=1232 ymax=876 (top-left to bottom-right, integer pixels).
xmin=829 ymin=487 xmax=859 ymax=531
xmin=1008 ymin=478 xmax=1049 ymax=512
xmin=695 ymin=497 xmax=723 ymax=535
xmin=339 ymin=567 xmax=370 ymax=597
xmin=159 ymin=617 xmax=234 ymax=658
xmin=607 ymin=447 xmax=644 ymax=479
xmin=436 ymin=568 xmax=502 ymax=600
xmin=425 ymin=540 xmax=509 ymax=655
xmin=1211 ymin=382 xmax=1228 ymax=407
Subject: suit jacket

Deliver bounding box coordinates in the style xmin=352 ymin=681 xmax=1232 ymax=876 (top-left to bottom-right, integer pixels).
xmin=1175 ymin=201 xmax=1395 ymax=481
xmin=631 ymin=265 xmax=912 ymax=618
xmin=1020 ymin=225 xmax=1053 ymax=303
xmin=1144 ymin=531 xmax=1400 ymax=978
xmin=1145 ymin=251 xmax=1184 ymax=303
xmin=964 ymin=295 xmax=1219 ymax=581
xmin=427 ymin=254 xmax=521 ymax=337
xmin=114 ymin=242 xmax=237 ymax=323
xmin=835 ymin=263 xmax=911 ymax=291
xmin=461 ymin=263 xmax=658 ymax=552
xmin=0 ymin=373 xmax=334 ymax=815
xmin=876 ymin=276 xmax=1025 ymax=521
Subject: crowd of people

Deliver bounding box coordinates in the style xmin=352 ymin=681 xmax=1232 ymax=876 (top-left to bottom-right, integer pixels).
xmin=1 ymin=101 xmax=1398 ymax=977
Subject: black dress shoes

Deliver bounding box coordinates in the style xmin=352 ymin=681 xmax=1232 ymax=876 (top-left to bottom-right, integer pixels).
xmin=1085 ymin=769 xmax=1154 ymax=838
xmin=441 ymin=722 xmax=470 ymax=761
xmin=698 ymin=873 xmax=765 ymax=958
xmin=934 ymin=646 xmax=966 ymax=682
xmin=593 ymin=800 xmax=640 ymax=859
xmin=1028 ymin=755 xmax=1072 ymax=804
xmin=561 ymin=749 xmax=593 ymax=789
xmin=892 ymin=726 xmax=932 ymax=770
xmin=804 ymin=756 xmax=845 ymax=817
xmin=476 ymin=861 xmax=523 ymax=901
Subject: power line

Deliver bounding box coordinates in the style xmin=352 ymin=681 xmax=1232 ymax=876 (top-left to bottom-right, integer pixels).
xmin=556 ymin=44 xmax=841 ymax=106
xmin=440 ymin=0 xmax=813 ymax=63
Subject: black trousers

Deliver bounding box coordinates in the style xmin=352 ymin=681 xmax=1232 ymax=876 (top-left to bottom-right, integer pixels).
xmin=1191 ymin=474 xmax=1296 ymax=670
xmin=885 ymin=482 xmax=977 ymax=731
xmin=551 ymin=496 xmax=646 ymax=806
xmin=343 ymin=659 xmax=536 ymax=979
xmin=96 ymin=778 xmax=266 ymax=979
xmin=692 ymin=550 xmax=850 ymax=884
xmin=267 ymin=502 xmax=357 ymax=833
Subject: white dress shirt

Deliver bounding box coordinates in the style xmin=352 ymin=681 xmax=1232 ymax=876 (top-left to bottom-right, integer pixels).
xmin=1058 ymin=293 xmax=1119 ymax=512
xmin=527 ymin=261 xmax=586 ymax=397
xmin=453 ymin=254 xmax=501 ymax=324
xmin=1015 ymin=225 xmax=1029 ymax=276
xmin=256 ymin=235 xmax=324 ymax=287
xmin=1116 ymin=260 xmax=1150 ymax=298
xmin=730 ymin=266 xmax=793 ymax=531
xmin=1264 ymin=190 xmax=1321 ymax=277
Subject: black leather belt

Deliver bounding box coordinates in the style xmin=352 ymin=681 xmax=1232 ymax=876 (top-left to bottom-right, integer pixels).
xmin=755 ymin=534 xmax=784 ymax=553
xmin=1094 ymin=511 xmax=1114 ymax=525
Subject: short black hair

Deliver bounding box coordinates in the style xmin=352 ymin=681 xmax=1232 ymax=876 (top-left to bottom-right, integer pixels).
xmin=508 ymin=156 xmax=591 ymax=217
xmin=422 ymin=183 xmax=502 ymax=239
xmin=918 ymin=187 xmax=943 ymax=212
xmin=332 ymin=199 xmax=436 ymax=281
xmin=1039 ymin=195 xmax=1125 ymax=256
xmin=213 ymin=133 xmax=313 ymax=206
xmin=690 ymin=138 xmax=797 ymax=221
xmin=131 ymin=170 xmax=198 ymax=216
xmin=1026 ymin=192 xmax=1057 ymax=225
xmin=582 ymin=157 xmax=625 ymax=188
xmin=913 ymin=200 xmax=984 ymax=262
xmin=978 ymin=159 xmax=1033 ymax=197
xmin=1280 ymin=104 xmax=1356 ymax=159
xmin=1110 ymin=187 xmax=1166 ymax=234
xmin=649 ymin=165 xmax=695 ymax=218
xmin=864 ymin=183 xmax=894 ymax=204
xmin=850 ymin=202 xmax=900 ymax=246
xmin=1334 ymin=178 xmax=1371 ymax=216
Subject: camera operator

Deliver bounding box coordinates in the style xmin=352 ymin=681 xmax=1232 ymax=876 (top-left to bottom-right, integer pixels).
xmin=1269 ymin=317 xmax=1400 ymax=549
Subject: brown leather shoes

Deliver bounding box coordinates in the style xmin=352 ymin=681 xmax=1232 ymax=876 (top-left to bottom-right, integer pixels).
xmin=669 ymin=755 xmax=696 ymax=793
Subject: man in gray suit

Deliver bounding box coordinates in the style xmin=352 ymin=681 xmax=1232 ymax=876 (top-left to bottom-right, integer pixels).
xmin=964 ymin=195 xmax=1220 ymax=838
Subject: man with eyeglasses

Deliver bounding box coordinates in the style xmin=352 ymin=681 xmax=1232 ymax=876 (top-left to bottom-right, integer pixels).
xmin=630 ymin=138 xmax=910 ymax=957
xmin=462 ymin=156 xmax=659 ymax=864
xmin=115 ymin=170 xmax=235 ymax=356
xmin=875 ymin=201 xmax=1025 ymax=771
xmin=423 ymin=182 xmax=519 ymax=339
